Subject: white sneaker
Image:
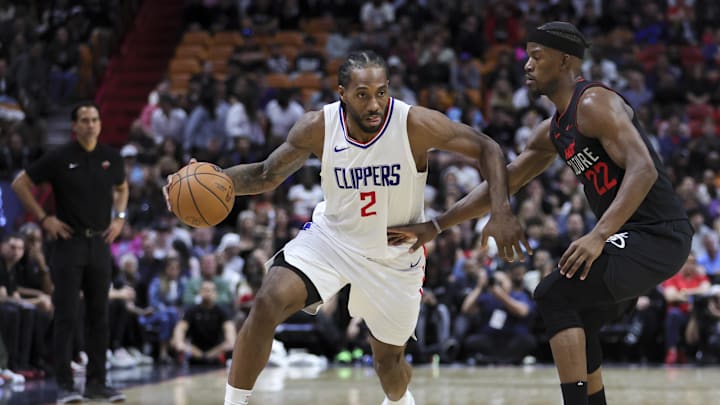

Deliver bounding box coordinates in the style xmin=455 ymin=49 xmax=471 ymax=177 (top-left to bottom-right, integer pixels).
xmin=70 ymin=361 xmax=85 ymax=375
xmin=127 ymin=347 xmax=154 ymax=365
xmin=267 ymin=339 xmax=287 ymax=367
xmin=0 ymin=369 xmax=24 ymax=384
xmin=78 ymin=351 xmax=88 ymax=366
xmin=110 ymin=348 xmax=139 ymax=368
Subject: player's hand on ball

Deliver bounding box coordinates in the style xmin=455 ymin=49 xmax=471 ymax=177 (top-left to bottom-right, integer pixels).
xmin=163 ymin=158 xmax=198 ymax=211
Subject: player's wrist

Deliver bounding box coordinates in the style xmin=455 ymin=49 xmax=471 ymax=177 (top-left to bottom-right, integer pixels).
xmin=431 ymin=217 xmax=443 ymax=234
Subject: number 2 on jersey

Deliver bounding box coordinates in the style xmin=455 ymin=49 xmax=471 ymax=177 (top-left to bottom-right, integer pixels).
xmin=360 ymin=191 xmax=377 ymax=217
xmin=585 ymin=162 xmax=617 ymax=195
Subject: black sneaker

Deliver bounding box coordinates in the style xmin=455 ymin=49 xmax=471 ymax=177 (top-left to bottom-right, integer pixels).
xmin=84 ymin=384 xmax=126 ymax=402
xmin=56 ymin=386 xmax=83 ymax=404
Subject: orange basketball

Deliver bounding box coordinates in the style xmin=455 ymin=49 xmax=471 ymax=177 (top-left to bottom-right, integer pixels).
xmin=167 ymin=162 xmax=235 ymax=227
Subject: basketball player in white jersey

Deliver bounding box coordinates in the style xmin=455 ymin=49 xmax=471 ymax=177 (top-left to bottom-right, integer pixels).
xmin=164 ymin=50 xmax=530 ymax=405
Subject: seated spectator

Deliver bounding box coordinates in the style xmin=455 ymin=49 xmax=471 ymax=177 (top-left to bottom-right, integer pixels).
xmin=266 ymin=43 xmax=290 ymax=74
xmin=171 ymin=281 xmax=235 ymax=365
xmin=287 ymin=166 xmax=322 ymax=224
xmin=216 ymin=232 xmax=245 ymax=295
xmin=16 ymin=223 xmax=53 ymax=373
xmin=143 ymin=256 xmax=186 ymax=364
xmin=46 ymin=26 xmax=79 ymax=102
xmin=697 ymin=233 xmax=720 ymax=281
xmin=0 ymin=234 xmax=39 ymax=376
xmin=458 ymin=264 xmax=536 ymax=365
xmin=293 ymin=36 xmax=325 ymax=75
xmin=264 ymin=88 xmax=304 ymax=152
xmin=183 ymin=253 xmax=233 ymax=310
xmin=661 ymin=253 xmax=711 ymax=364
xmin=150 ymin=93 xmax=187 ymax=145
xmin=0 ymin=58 xmax=17 ymax=103
xmin=622 ymin=287 xmax=667 ymax=363
xmin=686 ymin=286 xmax=720 ymax=364
xmin=107 ymin=254 xmax=148 ymax=369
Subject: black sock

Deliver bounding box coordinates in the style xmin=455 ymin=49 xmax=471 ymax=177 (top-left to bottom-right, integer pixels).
xmin=560 ymin=381 xmax=588 ymax=405
xmin=588 ymin=387 xmax=606 ymax=405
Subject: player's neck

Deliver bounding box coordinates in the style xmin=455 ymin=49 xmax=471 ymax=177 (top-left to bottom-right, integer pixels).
xmin=547 ymin=78 xmax=578 ymax=117
xmin=345 ymin=117 xmax=377 ymax=143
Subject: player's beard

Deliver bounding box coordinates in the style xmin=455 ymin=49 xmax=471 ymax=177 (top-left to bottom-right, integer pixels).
xmin=346 ymin=106 xmax=384 ymax=134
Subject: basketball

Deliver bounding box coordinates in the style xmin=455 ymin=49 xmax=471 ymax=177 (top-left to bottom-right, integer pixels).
xmin=167 ymin=162 xmax=235 ymax=228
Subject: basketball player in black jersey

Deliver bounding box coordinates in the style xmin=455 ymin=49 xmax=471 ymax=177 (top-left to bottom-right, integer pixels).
xmin=389 ymin=22 xmax=693 ymax=405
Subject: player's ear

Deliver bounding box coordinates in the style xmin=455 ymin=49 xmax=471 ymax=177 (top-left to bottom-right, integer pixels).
xmin=338 ymin=85 xmax=346 ymax=102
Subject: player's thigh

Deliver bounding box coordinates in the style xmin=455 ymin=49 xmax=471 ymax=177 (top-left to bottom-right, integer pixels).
xmin=534 ymin=254 xmax=617 ymax=311
xmin=255 ymin=266 xmax=317 ymax=318
xmin=348 ymin=266 xmax=424 ymax=347
xmin=271 ymin=228 xmax=348 ymax=313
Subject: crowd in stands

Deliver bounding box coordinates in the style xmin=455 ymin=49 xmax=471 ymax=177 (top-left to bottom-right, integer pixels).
xmin=3 ymin=0 xmax=720 ymax=390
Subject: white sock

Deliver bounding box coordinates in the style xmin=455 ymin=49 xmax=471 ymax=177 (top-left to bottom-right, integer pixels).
xmin=224 ymin=383 xmax=252 ymax=405
xmin=381 ymin=390 xmax=415 ymax=405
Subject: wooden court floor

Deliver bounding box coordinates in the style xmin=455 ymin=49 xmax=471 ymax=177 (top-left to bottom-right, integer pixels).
xmin=117 ymin=365 xmax=720 ymax=405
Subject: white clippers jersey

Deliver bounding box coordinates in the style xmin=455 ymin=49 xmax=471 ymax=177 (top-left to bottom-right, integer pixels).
xmin=311 ymin=98 xmax=427 ymax=259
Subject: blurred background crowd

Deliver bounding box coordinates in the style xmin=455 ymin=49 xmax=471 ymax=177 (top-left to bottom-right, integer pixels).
xmin=2 ymin=0 xmax=720 ymax=388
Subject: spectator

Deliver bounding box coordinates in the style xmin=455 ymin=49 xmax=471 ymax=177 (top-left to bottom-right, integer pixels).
xmin=171 ymin=281 xmax=235 ymax=365
xmin=360 ymin=0 xmax=395 ymax=32
xmin=266 ymin=43 xmax=290 ymax=74
xmin=326 ymin=19 xmax=355 ymax=61
xmin=264 ymin=89 xmax=304 ymax=152
xmin=144 ymin=256 xmax=186 ymax=364
xmin=183 ymin=253 xmax=232 ymax=310
xmin=293 ymin=36 xmax=326 ymax=75
xmin=622 ymin=70 xmax=653 ymax=111
xmin=458 ymin=265 xmax=536 ymax=365
xmin=150 ymin=93 xmax=187 ymax=145
xmin=0 ymin=234 xmax=37 ymax=375
xmin=46 ymin=26 xmax=79 ymax=102
xmin=697 ymin=233 xmax=720 ymax=281
xmin=287 ymin=166 xmax=322 ymax=224
xmin=661 ymin=253 xmax=711 ymax=364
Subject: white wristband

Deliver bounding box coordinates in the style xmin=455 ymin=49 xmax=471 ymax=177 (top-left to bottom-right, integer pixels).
xmin=431 ymin=218 xmax=442 ymax=234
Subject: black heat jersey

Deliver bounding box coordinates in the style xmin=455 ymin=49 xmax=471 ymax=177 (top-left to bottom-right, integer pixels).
xmin=549 ymin=79 xmax=687 ymax=225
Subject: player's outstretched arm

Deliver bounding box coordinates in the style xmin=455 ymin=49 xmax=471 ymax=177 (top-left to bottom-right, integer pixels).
xmin=389 ymin=118 xmax=556 ymax=253
xmin=223 ymin=111 xmax=324 ymax=195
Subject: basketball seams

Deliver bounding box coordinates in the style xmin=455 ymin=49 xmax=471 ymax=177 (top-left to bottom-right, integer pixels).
xmin=175 ymin=173 xmax=182 ymax=218
xmin=187 ymin=164 xmax=211 ymax=227
xmin=169 ymin=163 xmax=234 ymax=228
xmin=194 ymin=176 xmax=232 ymax=211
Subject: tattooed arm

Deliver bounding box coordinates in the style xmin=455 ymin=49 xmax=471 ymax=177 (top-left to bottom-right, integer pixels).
xmin=224 ymin=110 xmax=324 ymax=195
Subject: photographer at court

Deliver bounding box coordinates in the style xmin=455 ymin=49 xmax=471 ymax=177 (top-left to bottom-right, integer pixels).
xmin=455 ymin=264 xmax=537 ymax=364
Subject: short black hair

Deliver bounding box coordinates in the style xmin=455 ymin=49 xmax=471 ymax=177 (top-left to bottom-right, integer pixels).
xmin=536 ymin=21 xmax=590 ymax=48
xmin=70 ymin=101 xmax=101 ymax=122
xmin=338 ymin=50 xmax=388 ymax=87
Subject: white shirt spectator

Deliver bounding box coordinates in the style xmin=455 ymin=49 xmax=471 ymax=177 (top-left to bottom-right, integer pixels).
xmin=226 ymin=102 xmax=252 ymax=140
xmin=287 ymin=183 xmax=324 ymax=220
xmin=265 ymin=98 xmax=305 ymax=140
xmin=361 ymin=0 xmax=395 ymax=31
xmin=151 ymin=107 xmax=187 ymax=144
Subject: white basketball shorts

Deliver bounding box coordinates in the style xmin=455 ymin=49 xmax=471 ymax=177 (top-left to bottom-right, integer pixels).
xmin=278 ymin=222 xmax=425 ymax=347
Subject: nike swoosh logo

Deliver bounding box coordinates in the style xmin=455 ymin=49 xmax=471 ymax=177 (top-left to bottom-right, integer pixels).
xmin=410 ymin=257 xmax=422 ymax=268
xmin=68 ymin=163 xmax=79 ymax=169
xmin=334 ymin=146 xmax=349 ymax=152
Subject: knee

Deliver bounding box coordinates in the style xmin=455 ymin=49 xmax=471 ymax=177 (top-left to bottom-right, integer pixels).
xmin=373 ymin=351 xmax=403 ymax=376
xmin=251 ymin=288 xmax=298 ymax=325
